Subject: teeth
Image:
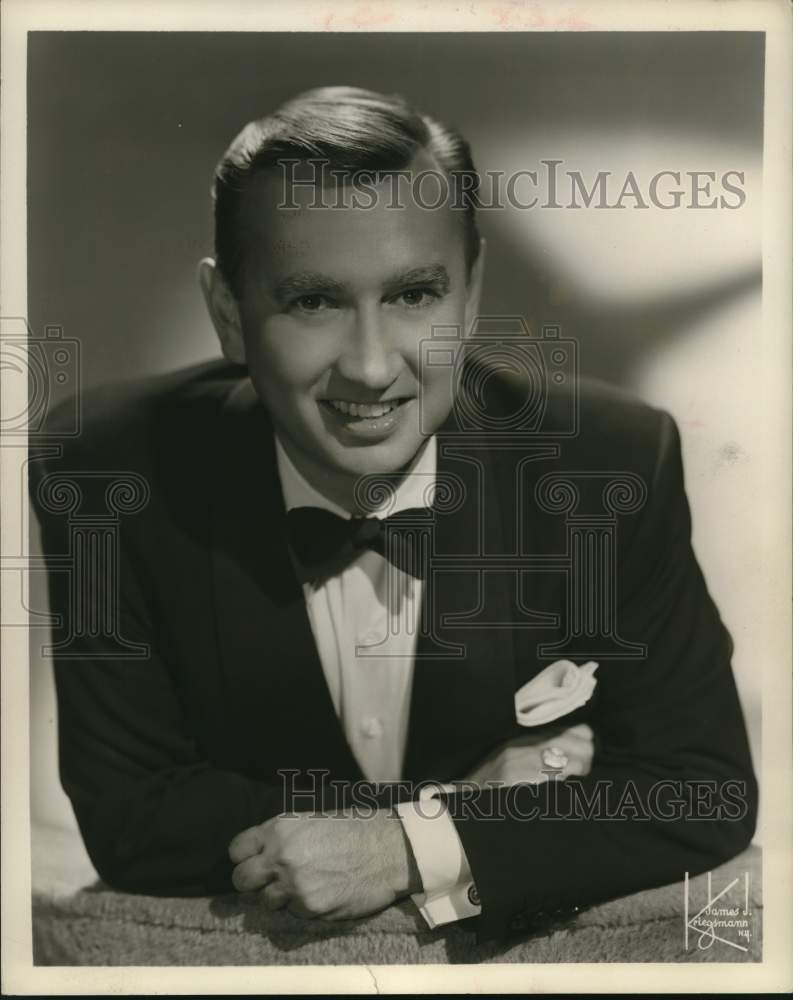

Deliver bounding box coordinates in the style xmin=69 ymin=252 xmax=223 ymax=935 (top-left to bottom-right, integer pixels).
xmin=327 ymin=399 xmax=402 ymax=418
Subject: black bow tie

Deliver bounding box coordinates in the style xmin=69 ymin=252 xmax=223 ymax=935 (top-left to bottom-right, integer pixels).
xmin=286 ymin=506 xmax=433 ymax=584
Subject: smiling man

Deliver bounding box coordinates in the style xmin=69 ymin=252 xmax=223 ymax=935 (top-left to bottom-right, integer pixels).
xmin=200 ymin=141 xmax=472 ymax=510
xmin=32 ymin=87 xmax=757 ymax=941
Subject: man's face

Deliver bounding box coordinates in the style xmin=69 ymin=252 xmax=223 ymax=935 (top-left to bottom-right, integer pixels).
xmin=229 ymin=152 xmax=482 ymax=491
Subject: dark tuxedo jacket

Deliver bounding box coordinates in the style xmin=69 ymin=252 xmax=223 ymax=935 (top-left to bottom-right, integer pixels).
xmin=31 ymin=360 xmax=757 ymax=940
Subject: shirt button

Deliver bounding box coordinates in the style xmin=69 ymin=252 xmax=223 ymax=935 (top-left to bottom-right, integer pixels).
xmin=361 ymin=717 xmax=384 ymax=740
xmin=467 ymin=884 xmax=481 ymax=906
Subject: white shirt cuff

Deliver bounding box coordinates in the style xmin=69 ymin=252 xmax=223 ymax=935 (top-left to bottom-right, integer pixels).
xmin=396 ymin=784 xmax=482 ymax=928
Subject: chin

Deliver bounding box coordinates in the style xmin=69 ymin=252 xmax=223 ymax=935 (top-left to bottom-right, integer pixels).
xmin=331 ymin=438 xmax=422 ymax=476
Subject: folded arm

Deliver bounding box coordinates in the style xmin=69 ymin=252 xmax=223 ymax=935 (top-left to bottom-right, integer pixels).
xmin=44 ymin=564 xmax=286 ymax=895
xmin=443 ymin=414 xmax=758 ymax=939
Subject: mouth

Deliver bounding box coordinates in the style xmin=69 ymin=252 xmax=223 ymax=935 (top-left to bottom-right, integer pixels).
xmin=323 ymin=398 xmax=407 ymax=418
xmin=318 ymin=396 xmax=414 ymax=440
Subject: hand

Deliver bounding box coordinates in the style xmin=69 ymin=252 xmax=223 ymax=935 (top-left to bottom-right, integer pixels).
xmin=463 ymin=723 xmax=595 ymax=786
xmin=229 ymin=810 xmax=420 ymax=920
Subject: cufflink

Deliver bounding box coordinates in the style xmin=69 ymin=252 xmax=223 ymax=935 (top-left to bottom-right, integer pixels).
xmin=467 ymin=883 xmax=481 ymax=906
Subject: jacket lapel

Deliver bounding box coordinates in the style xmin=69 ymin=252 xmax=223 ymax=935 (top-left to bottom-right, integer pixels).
xmin=403 ymin=430 xmax=520 ymax=782
xmin=509 ymin=444 xmax=568 ymax=686
xmin=402 ymin=412 xmax=575 ymax=781
xmin=209 ymin=379 xmax=363 ymax=782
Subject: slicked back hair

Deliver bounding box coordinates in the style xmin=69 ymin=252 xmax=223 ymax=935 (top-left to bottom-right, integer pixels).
xmin=212 ymin=86 xmax=481 ymax=298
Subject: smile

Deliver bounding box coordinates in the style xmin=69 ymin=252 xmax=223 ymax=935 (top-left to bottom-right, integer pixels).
xmin=319 ymin=396 xmax=414 ymax=442
xmin=325 ymin=399 xmax=406 ymax=418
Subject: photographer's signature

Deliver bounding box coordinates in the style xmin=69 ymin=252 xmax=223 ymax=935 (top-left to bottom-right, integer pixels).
xmin=684 ymin=870 xmax=752 ymax=953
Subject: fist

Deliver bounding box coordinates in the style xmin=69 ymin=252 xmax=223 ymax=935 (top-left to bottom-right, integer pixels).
xmin=229 ymin=810 xmax=416 ymax=920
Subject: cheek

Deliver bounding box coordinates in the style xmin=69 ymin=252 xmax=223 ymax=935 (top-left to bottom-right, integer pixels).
xmin=420 ymin=366 xmax=455 ymax=409
xmin=246 ymin=324 xmax=338 ymax=393
xmin=414 ymin=356 xmax=456 ymax=437
xmin=401 ymin=293 xmax=469 ymax=371
xmin=411 ymin=292 xmax=468 ymax=384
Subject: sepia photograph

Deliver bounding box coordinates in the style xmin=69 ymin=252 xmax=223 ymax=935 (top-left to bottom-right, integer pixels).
xmin=2 ymin=0 xmax=791 ymax=994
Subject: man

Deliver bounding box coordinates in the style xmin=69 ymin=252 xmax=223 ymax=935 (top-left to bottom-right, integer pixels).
xmin=32 ymin=87 xmax=757 ymax=941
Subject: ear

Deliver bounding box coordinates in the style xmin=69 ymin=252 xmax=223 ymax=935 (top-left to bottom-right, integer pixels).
xmin=197 ymin=258 xmax=246 ymax=365
xmin=463 ymin=238 xmax=487 ymax=336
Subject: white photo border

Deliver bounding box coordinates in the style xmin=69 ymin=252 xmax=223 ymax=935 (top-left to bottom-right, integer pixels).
xmin=2 ymin=0 xmax=791 ymax=994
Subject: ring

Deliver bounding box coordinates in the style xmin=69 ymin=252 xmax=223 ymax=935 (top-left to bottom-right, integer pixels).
xmin=541 ymin=746 xmax=569 ymax=771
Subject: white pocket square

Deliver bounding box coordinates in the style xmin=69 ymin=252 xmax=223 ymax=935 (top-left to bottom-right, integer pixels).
xmin=514 ymin=660 xmax=599 ymax=727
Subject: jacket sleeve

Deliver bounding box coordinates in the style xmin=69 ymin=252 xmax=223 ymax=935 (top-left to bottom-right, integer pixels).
xmin=31 ymin=456 xmax=285 ymax=897
xmin=447 ymin=413 xmax=758 ymax=940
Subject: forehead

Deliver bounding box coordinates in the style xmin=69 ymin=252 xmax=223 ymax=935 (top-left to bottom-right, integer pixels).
xmin=240 ymin=151 xmax=466 ymax=285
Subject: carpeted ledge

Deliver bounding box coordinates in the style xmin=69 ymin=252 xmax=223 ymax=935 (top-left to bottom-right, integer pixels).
xmin=32 ymin=824 xmax=762 ymax=965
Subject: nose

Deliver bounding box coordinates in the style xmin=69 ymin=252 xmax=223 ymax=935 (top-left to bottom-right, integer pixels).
xmin=335 ymin=302 xmax=397 ymax=389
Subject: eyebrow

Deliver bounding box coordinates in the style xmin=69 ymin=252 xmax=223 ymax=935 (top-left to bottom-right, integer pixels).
xmin=272 ymin=264 xmax=451 ymax=304
xmin=385 ymin=265 xmax=451 ymax=295
xmin=272 ymin=272 xmax=345 ymax=304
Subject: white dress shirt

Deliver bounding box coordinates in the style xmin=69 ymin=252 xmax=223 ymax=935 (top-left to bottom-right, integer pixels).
xmin=275 ymin=435 xmax=481 ymax=926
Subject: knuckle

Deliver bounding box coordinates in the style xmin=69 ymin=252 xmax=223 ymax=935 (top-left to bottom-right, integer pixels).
xmin=291 ymin=873 xmax=315 ymax=904
xmin=263 ymin=889 xmax=282 ymax=910
xmin=279 ymin=847 xmax=299 ymax=869
xmin=300 ymin=893 xmax=324 ymax=917
xmin=236 ymin=872 xmax=255 ymax=892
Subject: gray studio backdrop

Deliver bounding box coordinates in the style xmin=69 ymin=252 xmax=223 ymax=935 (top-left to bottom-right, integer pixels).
xmin=27 ymin=31 xmax=764 ymax=832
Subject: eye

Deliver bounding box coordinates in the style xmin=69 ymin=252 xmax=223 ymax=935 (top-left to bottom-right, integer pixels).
xmin=393 ymin=287 xmax=439 ymax=309
xmin=292 ymin=294 xmax=334 ymax=313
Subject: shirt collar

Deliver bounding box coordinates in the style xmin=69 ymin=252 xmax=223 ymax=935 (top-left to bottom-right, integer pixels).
xmin=275 ymin=434 xmax=438 ymax=519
